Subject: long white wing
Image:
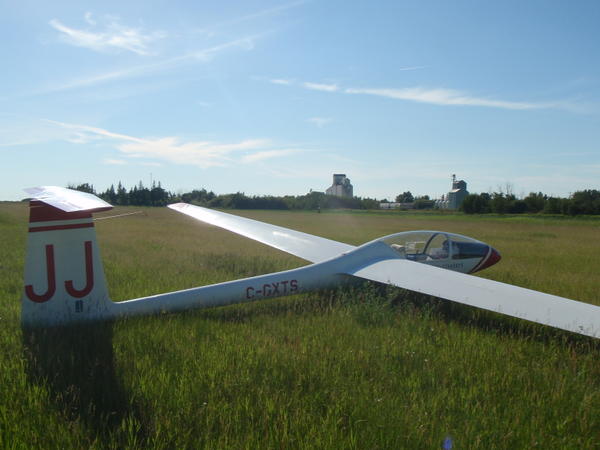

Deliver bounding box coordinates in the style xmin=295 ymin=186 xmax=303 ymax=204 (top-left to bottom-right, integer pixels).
xmin=168 ymin=203 xmax=354 ymax=263
xmin=350 ymin=258 xmax=600 ymax=338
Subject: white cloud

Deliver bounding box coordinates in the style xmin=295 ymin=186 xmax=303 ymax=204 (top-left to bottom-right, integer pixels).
xmin=303 ymin=82 xmax=339 ymax=92
xmin=270 ymin=78 xmax=293 ymax=85
xmin=38 ymin=34 xmax=263 ymax=94
xmin=103 ymin=158 xmax=127 ymax=165
xmin=241 ymin=149 xmax=300 ymax=163
xmin=65 ymin=131 xmax=99 ymax=144
xmin=49 ymin=14 xmax=166 ymax=55
xmin=0 ymin=138 xmax=41 ymax=147
xmin=0 ymin=118 xmax=74 ymax=147
xmin=345 ymin=87 xmax=546 ymax=110
xmin=45 ymin=119 xmax=139 ymax=142
xmin=84 ymin=12 xmax=96 ymax=26
xmin=196 ymin=0 xmax=307 ymax=34
xmin=117 ymin=136 xmax=270 ymax=168
xmin=307 ymin=117 xmax=333 ymax=128
xmin=274 ymin=78 xmax=561 ymax=111
xmin=46 ymin=119 xmax=299 ymax=168
xmin=187 ymin=34 xmax=261 ymax=61
xmin=397 ymin=65 xmax=427 ymax=72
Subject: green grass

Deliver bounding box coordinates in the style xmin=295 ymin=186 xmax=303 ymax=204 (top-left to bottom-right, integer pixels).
xmin=1 ymin=203 xmax=599 ymax=448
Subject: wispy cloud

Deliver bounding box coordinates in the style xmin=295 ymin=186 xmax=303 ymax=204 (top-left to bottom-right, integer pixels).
xmin=103 ymin=158 xmax=127 ymax=165
xmin=397 ymin=65 xmax=427 ymax=72
xmin=36 ymin=34 xmax=263 ymax=95
xmin=195 ymin=0 xmax=307 ymax=35
xmin=225 ymin=0 xmax=308 ymax=25
xmin=0 ymin=119 xmax=70 ymax=147
xmin=307 ymin=117 xmax=333 ymax=128
xmin=0 ymin=138 xmax=42 ymax=147
xmin=241 ymin=149 xmax=300 ymax=163
xmin=303 ymin=82 xmax=339 ymax=92
xmin=45 ymin=119 xmax=137 ymax=141
xmin=50 ymin=14 xmax=166 ymax=55
xmin=84 ymin=12 xmax=96 ymax=26
xmin=270 ymin=78 xmax=293 ymax=85
xmin=345 ymin=87 xmax=546 ymax=110
xmin=117 ymin=136 xmax=269 ymax=168
xmin=271 ymin=77 xmax=560 ymax=111
xmin=46 ymin=119 xmax=301 ymax=168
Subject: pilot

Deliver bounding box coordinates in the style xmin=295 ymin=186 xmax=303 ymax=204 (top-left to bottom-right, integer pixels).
xmin=429 ymin=240 xmax=449 ymax=259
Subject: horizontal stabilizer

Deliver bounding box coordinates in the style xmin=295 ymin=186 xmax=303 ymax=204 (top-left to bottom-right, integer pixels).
xmin=350 ymin=258 xmax=600 ymax=338
xmin=24 ymin=186 xmax=112 ymax=213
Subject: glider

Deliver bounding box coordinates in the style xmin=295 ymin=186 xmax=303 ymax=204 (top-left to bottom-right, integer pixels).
xmin=21 ymin=186 xmax=600 ymax=339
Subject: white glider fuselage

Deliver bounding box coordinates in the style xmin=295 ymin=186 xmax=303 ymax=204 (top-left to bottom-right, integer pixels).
xmin=111 ymin=241 xmax=388 ymax=319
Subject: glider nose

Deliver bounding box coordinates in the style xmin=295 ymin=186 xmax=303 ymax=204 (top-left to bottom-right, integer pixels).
xmin=473 ymin=247 xmax=502 ymax=273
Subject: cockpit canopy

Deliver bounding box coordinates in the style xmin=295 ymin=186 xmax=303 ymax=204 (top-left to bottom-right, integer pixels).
xmin=380 ymin=231 xmax=500 ymax=274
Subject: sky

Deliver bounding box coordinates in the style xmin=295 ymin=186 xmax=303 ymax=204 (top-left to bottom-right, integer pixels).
xmin=1 ymin=0 xmax=599 ymax=201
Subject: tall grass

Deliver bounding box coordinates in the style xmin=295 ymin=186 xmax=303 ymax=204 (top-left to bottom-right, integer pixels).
xmin=0 ymin=203 xmax=598 ymax=448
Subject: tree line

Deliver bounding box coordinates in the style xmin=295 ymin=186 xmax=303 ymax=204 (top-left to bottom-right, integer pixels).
xmin=68 ymin=182 xmax=380 ymax=210
xmin=68 ymin=182 xmax=600 ymax=215
xmin=460 ymin=190 xmax=600 ymax=215
xmin=389 ymin=191 xmax=436 ymax=209
xmin=390 ymin=188 xmax=600 ymax=216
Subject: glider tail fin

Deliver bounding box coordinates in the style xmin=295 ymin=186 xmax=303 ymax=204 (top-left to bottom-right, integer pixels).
xmin=22 ymin=187 xmax=114 ymax=327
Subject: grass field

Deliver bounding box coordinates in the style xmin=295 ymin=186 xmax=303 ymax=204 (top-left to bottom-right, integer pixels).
xmin=1 ymin=202 xmax=599 ymax=449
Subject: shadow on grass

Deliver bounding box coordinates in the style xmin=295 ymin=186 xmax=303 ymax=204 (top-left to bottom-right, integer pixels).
xmin=191 ymin=282 xmax=599 ymax=353
xmin=192 ymin=289 xmax=344 ymax=326
xmin=390 ymin=289 xmax=600 ymax=352
xmin=22 ymin=322 xmax=147 ymax=446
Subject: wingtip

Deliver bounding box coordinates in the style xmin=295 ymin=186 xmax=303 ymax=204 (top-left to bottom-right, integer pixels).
xmin=167 ymin=202 xmax=188 ymax=210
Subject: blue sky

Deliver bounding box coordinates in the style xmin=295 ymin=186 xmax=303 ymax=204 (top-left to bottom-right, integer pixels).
xmin=1 ymin=0 xmax=599 ymax=201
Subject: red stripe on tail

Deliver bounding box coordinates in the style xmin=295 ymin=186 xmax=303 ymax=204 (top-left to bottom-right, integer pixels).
xmin=29 ymin=201 xmax=93 ymax=222
xmin=29 ymin=223 xmax=94 ymax=233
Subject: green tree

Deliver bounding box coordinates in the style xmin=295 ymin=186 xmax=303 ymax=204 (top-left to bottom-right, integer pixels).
xmin=490 ymin=193 xmax=508 ymax=214
xmin=68 ymin=183 xmax=95 ymax=194
xmin=413 ymin=196 xmax=434 ymax=209
xmin=569 ymin=190 xmax=600 ymax=215
xmin=116 ymin=182 xmax=128 ymax=205
xmin=395 ymin=191 xmax=414 ymax=203
xmin=461 ymin=193 xmax=490 ymax=214
xmin=509 ymin=199 xmax=528 ymax=214
xmin=523 ymin=192 xmax=546 ymax=213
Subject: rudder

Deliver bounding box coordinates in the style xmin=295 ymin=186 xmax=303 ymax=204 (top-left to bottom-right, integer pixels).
xmin=21 ymin=188 xmax=114 ymax=327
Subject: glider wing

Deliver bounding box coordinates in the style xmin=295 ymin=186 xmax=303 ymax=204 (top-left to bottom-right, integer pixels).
xmin=168 ymin=203 xmax=355 ymax=263
xmin=350 ymin=258 xmax=600 ymax=338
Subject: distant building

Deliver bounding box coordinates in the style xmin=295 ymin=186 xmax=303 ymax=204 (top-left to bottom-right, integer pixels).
xmin=326 ymin=174 xmax=353 ymax=198
xmin=379 ymin=202 xmax=414 ymax=210
xmin=436 ymin=175 xmax=469 ymax=209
